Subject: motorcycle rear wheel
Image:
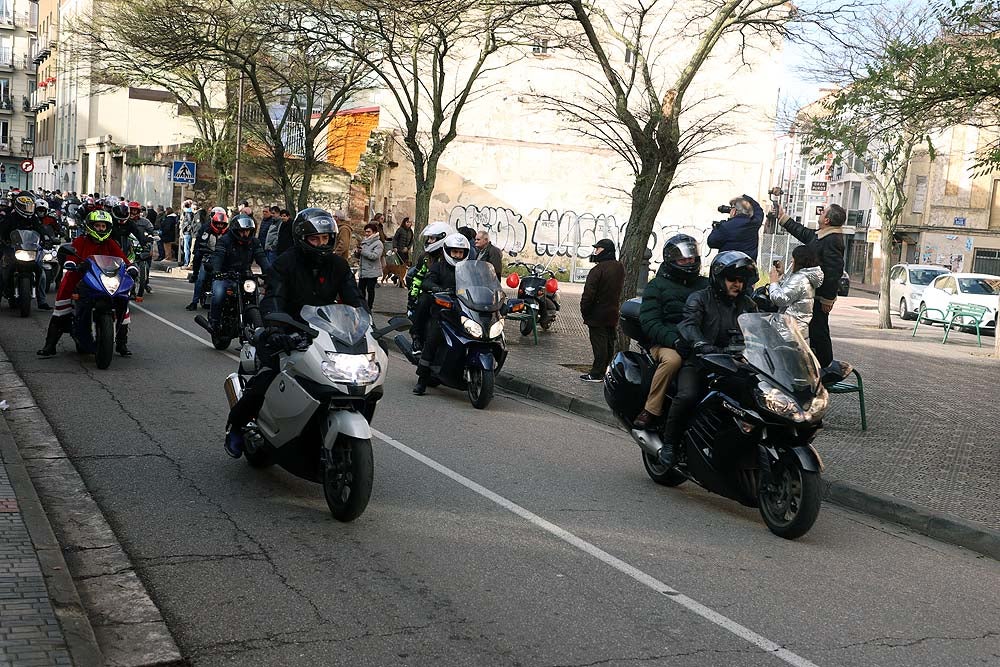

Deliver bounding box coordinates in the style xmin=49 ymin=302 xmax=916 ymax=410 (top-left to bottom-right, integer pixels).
xmin=758 ymin=466 xmax=821 ymax=539
xmin=17 ymin=275 xmax=31 ymax=318
xmin=467 ymin=368 xmax=494 ymax=409
xmin=519 ymin=317 xmax=534 ymax=336
xmin=94 ymin=312 xmax=115 ymax=370
xmin=641 ymin=451 xmax=687 ymax=486
xmin=212 ymin=335 xmax=233 ymax=351
xmin=323 ymin=436 xmax=374 ymax=522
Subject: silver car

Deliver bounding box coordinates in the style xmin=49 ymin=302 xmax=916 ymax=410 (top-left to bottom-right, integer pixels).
xmin=888 ymin=264 xmax=949 ymax=320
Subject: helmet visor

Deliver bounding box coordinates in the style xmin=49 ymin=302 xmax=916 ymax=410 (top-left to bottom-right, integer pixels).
xmin=306 ymin=216 xmax=338 ymax=236
xmin=666 ymin=239 xmax=699 ymax=261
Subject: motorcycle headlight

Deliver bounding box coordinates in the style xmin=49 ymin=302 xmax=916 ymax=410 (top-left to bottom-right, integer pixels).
xmin=243 ymin=279 xmax=257 ymax=293
xmin=804 ymin=385 xmax=829 ymax=423
xmin=14 ymin=250 xmax=36 ymax=261
xmin=462 ymin=316 xmax=484 ymax=338
xmin=322 ymin=352 xmax=381 ymax=385
xmin=100 ymin=274 xmax=121 ymax=294
xmin=755 ymin=381 xmax=805 ymax=422
xmin=488 ymin=319 xmax=505 ymax=339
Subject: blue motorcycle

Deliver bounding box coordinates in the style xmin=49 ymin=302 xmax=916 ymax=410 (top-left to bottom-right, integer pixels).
xmin=67 ymin=252 xmax=135 ymax=369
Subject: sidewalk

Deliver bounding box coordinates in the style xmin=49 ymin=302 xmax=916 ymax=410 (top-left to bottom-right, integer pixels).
xmin=369 ymin=278 xmax=1000 ymax=558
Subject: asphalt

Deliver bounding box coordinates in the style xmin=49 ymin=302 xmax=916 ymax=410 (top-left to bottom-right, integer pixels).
xmin=0 ymin=273 xmax=998 ymax=666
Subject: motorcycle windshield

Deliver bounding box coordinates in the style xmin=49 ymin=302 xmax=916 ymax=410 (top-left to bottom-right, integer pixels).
xmin=455 ymin=261 xmax=502 ymax=312
xmin=11 ymin=230 xmax=40 ymax=248
xmin=90 ymin=255 xmax=123 ymax=276
xmin=738 ymin=313 xmax=820 ymax=396
xmin=301 ymin=305 xmax=371 ymax=346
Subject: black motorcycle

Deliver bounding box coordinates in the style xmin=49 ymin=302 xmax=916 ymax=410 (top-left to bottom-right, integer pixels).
xmin=395 ymin=261 xmax=517 ymax=409
xmin=5 ymin=229 xmax=43 ymax=318
xmin=606 ymin=299 xmax=846 ymax=539
xmin=507 ymin=259 xmax=566 ymax=335
xmin=194 ymin=272 xmax=265 ymax=350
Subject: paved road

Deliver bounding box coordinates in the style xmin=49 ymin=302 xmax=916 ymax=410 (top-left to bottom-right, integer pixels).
xmin=0 ymin=276 xmax=998 ymax=666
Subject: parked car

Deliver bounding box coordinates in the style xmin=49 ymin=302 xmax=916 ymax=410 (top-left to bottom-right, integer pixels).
xmin=917 ymin=272 xmax=1000 ymax=329
xmin=837 ymin=271 xmax=851 ymax=297
xmin=888 ymin=264 xmax=950 ymax=320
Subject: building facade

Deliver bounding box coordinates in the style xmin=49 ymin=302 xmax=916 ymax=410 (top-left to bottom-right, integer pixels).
xmin=0 ymin=0 xmax=39 ymax=190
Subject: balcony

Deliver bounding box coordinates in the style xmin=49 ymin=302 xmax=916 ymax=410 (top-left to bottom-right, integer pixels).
xmin=0 ymin=50 xmax=13 ymax=71
xmin=31 ymin=41 xmax=49 ymax=65
xmin=21 ymin=54 xmax=35 ymax=72
xmin=21 ymin=137 xmax=33 ymax=156
xmin=0 ymin=141 xmax=11 ymax=155
xmin=0 ymin=96 xmax=11 ymax=113
xmin=0 ymin=12 xmax=12 ymax=29
xmin=15 ymin=13 xmax=37 ymax=32
xmin=21 ymin=95 xmax=31 ymax=113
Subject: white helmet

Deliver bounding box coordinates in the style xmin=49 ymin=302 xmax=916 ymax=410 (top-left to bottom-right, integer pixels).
xmin=442 ymin=233 xmax=471 ymax=266
xmin=422 ymin=221 xmax=456 ymax=254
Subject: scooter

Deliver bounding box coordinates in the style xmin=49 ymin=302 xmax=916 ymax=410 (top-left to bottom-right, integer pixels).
xmin=605 ymin=298 xmax=849 ymax=539
xmin=194 ymin=271 xmax=265 ymax=350
xmin=394 ymin=261 xmax=518 ymax=409
xmin=5 ymin=229 xmax=43 ymax=318
xmin=224 ymin=305 xmax=409 ymax=521
xmin=505 ymin=258 xmax=566 ymax=335
xmin=64 ymin=251 xmax=135 ymax=370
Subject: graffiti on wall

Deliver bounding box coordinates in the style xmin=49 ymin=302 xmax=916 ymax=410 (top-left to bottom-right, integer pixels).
xmin=531 ymin=210 xmax=623 ymax=258
xmin=448 ymin=205 xmax=528 ymax=253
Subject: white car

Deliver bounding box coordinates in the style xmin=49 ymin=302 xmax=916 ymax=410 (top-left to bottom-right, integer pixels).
xmin=888 ymin=264 xmax=949 ymax=320
xmin=918 ymin=272 xmax=1000 ymax=329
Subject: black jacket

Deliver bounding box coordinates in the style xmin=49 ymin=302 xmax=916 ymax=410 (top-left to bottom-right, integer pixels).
xmin=275 ymin=219 xmax=295 ymax=256
xmin=0 ymin=215 xmax=48 ymax=244
xmin=422 ymin=260 xmax=457 ymax=293
xmin=677 ymin=287 xmax=757 ymax=358
xmin=392 ymin=225 xmax=414 ymax=254
xmin=209 ymin=229 xmax=269 ymax=275
xmin=781 ymin=219 xmax=846 ymax=304
xmin=477 ymin=243 xmax=503 ymax=279
xmin=262 ymin=247 xmax=362 ymax=321
xmin=109 ymin=220 xmax=151 ymax=252
xmin=707 ymin=194 xmax=764 ymax=259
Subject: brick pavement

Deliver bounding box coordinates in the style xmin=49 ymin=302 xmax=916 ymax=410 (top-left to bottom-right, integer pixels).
xmin=0 ymin=464 xmax=72 ymax=667
xmin=370 ymin=278 xmax=1000 ymax=534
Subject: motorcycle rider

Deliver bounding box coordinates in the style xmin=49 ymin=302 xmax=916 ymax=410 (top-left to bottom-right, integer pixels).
xmin=407 ymin=221 xmax=454 ymax=352
xmin=224 ymin=208 xmax=362 ymax=458
xmin=657 ymin=251 xmax=758 ymax=468
xmin=633 ymin=234 xmax=709 ymax=430
xmin=0 ymin=194 xmax=52 ymax=311
xmin=106 ymin=196 xmax=151 ymax=257
xmin=36 ymin=210 xmax=138 ymax=357
xmin=186 ymin=208 xmax=229 ymax=311
xmin=128 ymin=200 xmax=157 ymax=293
xmin=207 ymin=214 xmax=269 ymax=333
xmin=412 ymin=233 xmax=471 ymax=396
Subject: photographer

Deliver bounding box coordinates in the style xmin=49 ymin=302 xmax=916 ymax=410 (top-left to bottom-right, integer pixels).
xmin=707 ymin=193 xmax=764 ymax=261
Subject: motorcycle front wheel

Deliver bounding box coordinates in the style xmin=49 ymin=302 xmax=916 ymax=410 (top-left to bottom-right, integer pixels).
xmin=519 ymin=317 xmax=534 ymax=336
xmin=641 ymin=451 xmax=686 ymax=486
xmin=758 ymin=465 xmax=821 ymax=539
xmin=466 ymin=368 xmax=494 ymax=409
xmin=17 ymin=275 xmax=31 ymax=318
xmin=94 ymin=312 xmax=115 ymax=370
xmin=323 ymin=436 xmax=373 ymax=522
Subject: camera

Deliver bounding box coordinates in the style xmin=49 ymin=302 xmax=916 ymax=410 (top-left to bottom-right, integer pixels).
xmin=716 ymin=204 xmax=732 ymax=214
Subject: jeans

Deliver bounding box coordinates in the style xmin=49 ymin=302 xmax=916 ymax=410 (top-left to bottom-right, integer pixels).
xmin=157 ymin=239 xmax=166 ymax=261
xmin=210 ymin=278 xmax=235 ymax=326
xmin=808 ymin=300 xmax=833 ymax=367
xmin=358 ymin=277 xmax=377 ymax=311
xmin=587 ymin=325 xmax=616 ymax=377
xmin=181 ymin=234 xmax=193 ymax=266
xmin=266 ymin=250 xmax=277 ymax=266
xmin=191 ymin=265 xmax=208 ymax=305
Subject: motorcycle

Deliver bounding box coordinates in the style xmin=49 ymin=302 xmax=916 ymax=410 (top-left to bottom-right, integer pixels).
xmin=395 ymin=261 xmax=517 ymax=409
xmin=40 ymin=246 xmax=60 ymax=294
xmin=194 ymin=271 xmax=265 ymax=350
xmin=223 ymin=305 xmax=409 ymax=521
xmin=605 ymin=299 xmax=848 ymax=539
xmin=123 ymin=232 xmax=156 ymax=299
xmin=505 ymin=258 xmax=566 ymax=336
xmin=64 ymin=250 xmax=135 ymax=370
xmin=5 ymin=229 xmax=43 ymax=318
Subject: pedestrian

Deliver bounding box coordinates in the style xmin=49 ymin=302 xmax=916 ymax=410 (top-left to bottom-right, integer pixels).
xmin=180 ymin=200 xmax=197 ymax=267
xmin=580 ymin=238 xmax=625 ymax=382
xmin=160 ymin=207 xmax=178 ymax=262
xmin=274 ymin=208 xmax=294 ymax=256
xmin=333 ymin=210 xmax=353 ymax=260
xmin=457 ymin=226 xmax=479 ymax=260
xmin=146 ymin=202 xmax=158 ymax=226
xmin=473 ymin=230 xmax=502 ymax=278
xmin=357 ymin=223 xmax=384 ymax=311
xmin=372 ymin=213 xmax=388 ymax=277
xmin=392 ymin=217 xmax=414 ymax=264
xmin=776 ymin=203 xmax=847 ymax=366
xmin=767 ymin=244 xmax=823 ymax=340
xmin=707 ymin=193 xmax=764 ymax=261
xmin=258 ymin=205 xmax=274 ymax=246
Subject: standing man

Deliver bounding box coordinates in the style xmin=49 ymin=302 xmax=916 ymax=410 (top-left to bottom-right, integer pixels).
xmin=392 ymin=217 xmax=414 ymax=264
xmin=707 ymin=193 xmax=764 ymax=261
xmin=776 ymin=204 xmax=847 ymax=367
xmin=333 ymin=210 xmax=354 ymax=260
xmin=258 ymin=205 xmax=275 ymax=246
xmin=580 ymin=238 xmax=625 ymax=382
xmin=273 ymin=209 xmax=294 ymax=256
xmin=473 ymin=231 xmax=502 ymax=279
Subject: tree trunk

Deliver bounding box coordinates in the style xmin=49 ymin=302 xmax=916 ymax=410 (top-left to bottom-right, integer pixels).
xmin=877 ymin=217 xmax=895 ymax=329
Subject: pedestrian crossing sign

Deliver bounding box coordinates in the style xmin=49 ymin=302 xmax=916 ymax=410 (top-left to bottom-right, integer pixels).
xmin=171 ymin=160 xmax=197 ymax=185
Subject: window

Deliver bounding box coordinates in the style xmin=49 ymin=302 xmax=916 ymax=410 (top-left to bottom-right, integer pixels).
xmin=531 ymin=38 xmax=550 ymax=55
xmin=0 ymin=76 xmax=8 ymax=101
xmin=26 ymin=121 xmax=34 ymax=142
xmin=909 ymin=268 xmax=946 ymax=286
xmin=0 ymin=119 xmax=8 ymax=144
xmin=958 ymin=277 xmax=1000 ymax=295
xmin=912 ymin=175 xmax=928 ymax=213
xmin=889 ymin=266 xmax=902 ymax=282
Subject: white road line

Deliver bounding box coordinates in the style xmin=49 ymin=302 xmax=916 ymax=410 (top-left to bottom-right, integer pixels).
xmin=132 ymin=302 xmax=820 ymax=667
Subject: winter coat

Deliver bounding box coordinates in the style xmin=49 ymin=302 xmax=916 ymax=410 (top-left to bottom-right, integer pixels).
xmin=768 ymin=266 xmax=823 ymax=339
xmin=422 ymin=259 xmax=457 ymax=294
xmin=159 ymin=213 xmax=178 ymax=242
xmin=639 ymin=268 xmax=709 ymax=349
xmin=265 ymin=220 xmax=281 ymax=251
xmin=257 ymin=216 xmax=272 ymax=242
xmin=181 ymin=211 xmax=198 ymax=235
xmin=780 ymin=219 xmax=847 ymax=307
xmin=359 ymin=235 xmax=384 ymax=279
xmin=193 ymin=223 xmax=223 ymax=260
xmin=334 ymin=221 xmax=354 ymax=260
xmin=477 ymin=242 xmax=503 ymax=279
xmin=707 ymin=194 xmax=764 ymax=260
xmin=677 ymin=287 xmax=757 ymax=358
xmin=209 ymin=228 xmax=269 ymax=276
xmin=261 ymin=246 xmax=362 ymax=321
xmin=109 ymin=220 xmax=151 ymax=252
xmin=276 ymin=217 xmax=296 ymax=256
xmin=581 ymin=252 xmax=625 ymax=328
xmin=392 ymin=225 xmax=414 ymax=255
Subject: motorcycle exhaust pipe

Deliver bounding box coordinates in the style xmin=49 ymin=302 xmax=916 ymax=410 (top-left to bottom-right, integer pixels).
xmin=223 ymin=373 xmax=244 ymax=409
xmin=194 ymin=314 xmax=213 ymax=333
xmin=630 ymin=428 xmax=665 ymax=458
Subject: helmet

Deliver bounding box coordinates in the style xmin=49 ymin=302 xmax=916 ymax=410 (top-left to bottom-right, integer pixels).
xmin=105 ymin=196 xmax=129 ymax=223
xmin=34 ymin=198 xmax=49 ymax=216
xmin=662 ymin=234 xmax=701 ymax=280
xmin=441 ymin=233 xmax=471 ymax=266
xmin=292 ymin=208 xmax=338 ymax=259
xmin=422 ymin=221 xmax=456 ymax=255
xmin=84 ymin=210 xmax=113 ymax=243
xmin=230 ymin=213 xmax=256 ymax=244
xmin=210 ymin=207 xmax=229 ymax=234
xmin=506 ymin=273 xmax=520 ymax=289
xmin=12 ymin=195 xmax=35 ymax=219
xmin=128 ymin=201 xmax=141 ymax=219
xmin=709 ymin=251 xmax=757 ymax=297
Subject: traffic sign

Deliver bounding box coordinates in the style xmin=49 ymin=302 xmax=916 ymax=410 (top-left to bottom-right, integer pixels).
xmin=171 ymin=160 xmax=196 ymax=185
xmin=20 ymin=159 xmax=33 ymax=173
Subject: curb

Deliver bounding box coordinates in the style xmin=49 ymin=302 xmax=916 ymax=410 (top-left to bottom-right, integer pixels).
xmin=495 ymin=370 xmax=1000 ymax=561
xmin=0 ymin=346 xmax=184 ymax=666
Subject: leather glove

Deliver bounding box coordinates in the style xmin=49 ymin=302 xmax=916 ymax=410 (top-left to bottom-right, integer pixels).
xmin=694 ymin=342 xmax=721 ymax=355
xmin=266 ymin=332 xmax=296 ymax=354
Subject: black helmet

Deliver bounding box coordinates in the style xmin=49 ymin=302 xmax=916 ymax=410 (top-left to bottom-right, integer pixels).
xmin=105 ymin=196 xmax=129 ymax=223
xmin=12 ymin=195 xmax=35 ymax=219
xmin=709 ymin=251 xmax=757 ymax=297
xmin=292 ymin=208 xmax=338 ymax=259
xmin=230 ymin=213 xmax=256 ymax=244
xmin=662 ymin=234 xmax=701 ymax=280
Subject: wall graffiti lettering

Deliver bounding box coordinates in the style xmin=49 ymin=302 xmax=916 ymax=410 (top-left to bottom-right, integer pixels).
xmin=531 ymin=210 xmax=623 ymax=258
xmin=448 ymin=205 xmax=527 ymax=253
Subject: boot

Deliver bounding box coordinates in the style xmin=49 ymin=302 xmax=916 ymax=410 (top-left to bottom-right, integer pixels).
xmin=657 ymin=442 xmax=677 ymax=469
xmin=116 ymin=325 xmax=133 ymax=357
xmin=36 ymin=317 xmax=64 ymax=357
xmin=633 ymin=410 xmax=657 ymax=430
xmin=224 ymin=429 xmax=244 ymax=459
xmin=412 ymin=378 xmax=427 ymax=396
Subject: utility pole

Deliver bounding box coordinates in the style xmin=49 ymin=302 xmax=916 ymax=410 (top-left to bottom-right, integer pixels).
xmin=232 ymin=74 xmax=244 ymax=209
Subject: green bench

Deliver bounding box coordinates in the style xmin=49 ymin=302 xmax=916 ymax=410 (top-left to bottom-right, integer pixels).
xmin=507 ymin=306 xmax=538 ymax=345
xmin=912 ymin=302 xmax=991 ymax=347
xmin=824 ymin=368 xmax=867 ymax=431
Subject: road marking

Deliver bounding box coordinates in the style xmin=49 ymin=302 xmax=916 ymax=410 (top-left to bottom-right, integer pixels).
xmin=134 ymin=302 xmax=820 ymax=667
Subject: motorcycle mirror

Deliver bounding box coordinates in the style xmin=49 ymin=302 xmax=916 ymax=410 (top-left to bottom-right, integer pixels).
xmin=264 ymin=312 xmax=318 ymax=338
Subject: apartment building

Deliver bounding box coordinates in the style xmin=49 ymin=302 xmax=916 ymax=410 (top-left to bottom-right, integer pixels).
xmin=0 ymin=0 xmax=39 ymax=190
